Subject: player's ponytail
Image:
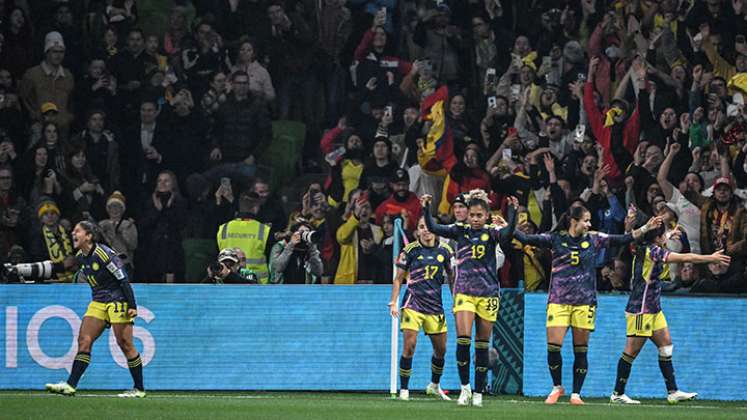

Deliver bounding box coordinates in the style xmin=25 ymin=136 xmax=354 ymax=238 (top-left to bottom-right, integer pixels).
xmin=466 ymin=189 xmax=490 ymax=211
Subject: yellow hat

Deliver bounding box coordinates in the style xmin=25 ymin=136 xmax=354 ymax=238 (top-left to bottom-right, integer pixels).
xmin=37 ymin=200 xmax=60 ymax=218
xmin=40 ymin=102 xmax=59 ymax=114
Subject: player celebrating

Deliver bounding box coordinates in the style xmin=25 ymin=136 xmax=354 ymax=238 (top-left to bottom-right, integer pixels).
xmin=388 ymin=217 xmax=453 ymax=401
xmin=421 ymin=190 xmax=517 ymax=407
xmin=513 ymin=205 xmax=660 ymax=405
xmin=610 ymin=225 xmax=730 ymax=405
xmin=9 ymin=221 xmax=145 ymax=397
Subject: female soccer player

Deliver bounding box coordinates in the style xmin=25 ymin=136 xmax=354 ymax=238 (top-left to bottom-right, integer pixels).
xmin=513 ymin=204 xmax=660 ymax=405
xmin=610 ymin=225 xmax=730 ymax=405
xmin=388 ymin=217 xmax=453 ymax=401
xmin=11 ymin=221 xmax=146 ymax=397
xmin=421 ymin=190 xmax=517 ymax=407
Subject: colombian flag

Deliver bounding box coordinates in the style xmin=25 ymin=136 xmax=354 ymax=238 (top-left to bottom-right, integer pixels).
xmin=418 ymin=86 xmax=457 ymax=176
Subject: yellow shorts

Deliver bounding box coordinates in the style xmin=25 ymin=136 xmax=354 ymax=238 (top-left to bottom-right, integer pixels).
xmin=546 ymin=303 xmax=596 ymax=330
xmin=453 ymin=293 xmax=500 ymax=322
xmin=400 ymin=308 xmax=447 ymax=335
xmin=84 ymin=301 xmax=134 ymax=325
xmin=626 ymin=312 xmax=668 ymax=337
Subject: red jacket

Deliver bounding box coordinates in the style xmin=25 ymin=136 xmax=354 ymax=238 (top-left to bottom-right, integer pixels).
xmin=583 ymin=82 xmax=640 ymax=186
xmin=375 ymin=192 xmax=421 ymax=232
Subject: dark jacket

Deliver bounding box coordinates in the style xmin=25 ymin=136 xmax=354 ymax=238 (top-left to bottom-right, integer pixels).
xmin=211 ymin=93 xmax=272 ymax=162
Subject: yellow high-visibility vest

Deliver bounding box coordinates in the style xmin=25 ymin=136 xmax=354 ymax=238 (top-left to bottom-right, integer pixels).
xmin=217 ymin=218 xmax=270 ymax=284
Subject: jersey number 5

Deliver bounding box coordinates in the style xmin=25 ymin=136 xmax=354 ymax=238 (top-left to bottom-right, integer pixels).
xmin=570 ymin=251 xmax=580 ymax=266
xmin=424 ymin=265 xmax=439 ymax=280
xmin=471 ymin=245 xmax=486 ymax=260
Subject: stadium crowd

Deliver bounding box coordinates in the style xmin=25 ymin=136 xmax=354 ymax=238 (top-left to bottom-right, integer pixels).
xmin=0 ymin=0 xmax=746 ymax=293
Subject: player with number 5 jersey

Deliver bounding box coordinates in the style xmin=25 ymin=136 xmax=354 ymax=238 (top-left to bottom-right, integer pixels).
xmin=513 ymin=205 xmax=661 ymax=406
xmin=421 ymin=190 xmax=516 ymax=408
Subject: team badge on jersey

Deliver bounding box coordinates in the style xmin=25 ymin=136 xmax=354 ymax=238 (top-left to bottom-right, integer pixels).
xmin=436 ymin=254 xmax=445 ymax=263
xmin=481 ymin=233 xmax=489 ymax=242
xmin=92 ymin=262 xmax=99 ymax=271
xmin=581 ymin=241 xmax=590 ymax=249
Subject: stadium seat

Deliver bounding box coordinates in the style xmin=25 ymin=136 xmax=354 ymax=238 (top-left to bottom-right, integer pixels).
xmin=260 ymin=120 xmax=306 ymax=190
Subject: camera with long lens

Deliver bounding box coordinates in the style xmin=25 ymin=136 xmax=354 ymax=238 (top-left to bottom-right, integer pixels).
xmin=2 ymin=261 xmax=54 ymax=283
xmin=209 ymin=261 xmax=224 ymax=274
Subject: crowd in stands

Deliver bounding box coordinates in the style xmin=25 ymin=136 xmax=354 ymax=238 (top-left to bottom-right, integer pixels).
xmin=0 ymin=0 xmax=746 ymax=293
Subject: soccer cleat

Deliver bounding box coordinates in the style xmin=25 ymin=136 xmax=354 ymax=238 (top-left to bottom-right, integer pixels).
xmin=45 ymin=381 xmax=75 ymax=396
xmin=117 ymin=389 xmax=147 ymax=398
xmin=472 ymin=392 xmax=483 ymax=407
xmin=398 ymin=389 xmax=409 ymax=401
xmin=569 ymin=393 xmax=584 ymax=405
xmin=425 ymin=383 xmax=451 ymax=400
xmin=544 ymin=385 xmax=564 ymax=404
xmin=667 ymin=390 xmax=697 ymax=404
xmin=456 ymin=385 xmax=472 ymax=406
xmin=610 ymin=393 xmax=640 ymax=404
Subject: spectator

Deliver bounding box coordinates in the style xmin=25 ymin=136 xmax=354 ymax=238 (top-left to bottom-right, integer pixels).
xmin=250 ymin=176 xmax=287 ymax=240
xmin=163 ymin=6 xmax=189 ymax=56
xmin=231 ymin=39 xmax=275 ymax=102
xmin=162 ymin=88 xmax=209 ymax=183
xmin=413 ymin=4 xmax=464 ymax=85
xmin=27 ymin=197 xmax=74 ymax=282
xmin=206 ymin=70 xmax=272 ymax=185
xmin=314 ymin=0 xmax=351 ymax=126
xmin=98 ymin=191 xmax=137 ymax=273
xmin=360 ymin=136 xmax=397 ymax=209
xmin=60 ymin=145 xmax=106 ymax=223
xmin=71 ymin=110 xmax=120 ymax=192
xmin=324 ymin=128 xmax=366 ymax=206
xmin=375 ymin=167 xmax=421 ymax=233
xmin=110 ymin=28 xmax=157 ymax=120
xmin=19 ymin=32 xmax=74 ymax=132
xmin=269 ymin=220 xmax=323 ymax=284
xmin=200 ymin=71 xmax=228 ymax=117
xmin=0 ymin=165 xmax=28 ymax=258
xmin=75 ymin=58 xmax=118 ymax=117
xmin=2 ymin=7 xmax=34 ymax=79
xmin=335 ymin=191 xmax=383 ymax=284
xmin=438 ymin=144 xmax=490 ymax=217
xmin=265 ymin=1 xmax=316 ymax=124
xmin=699 ymin=176 xmax=747 ymax=293
xmin=182 ymin=19 xmax=226 ymax=97
xmin=217 ymin=191 xmax=271 ymax=284
xmin=138 ymin=170 xmax=187 ymax=283
xmin=120 ymin=99 xmax=168 ymax=206
xmin=18 ymin=144 xmax=63 ymax=207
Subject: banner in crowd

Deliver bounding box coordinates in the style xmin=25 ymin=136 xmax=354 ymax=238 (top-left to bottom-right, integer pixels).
xmin=523 ymin=293 xmax=747 ymax=400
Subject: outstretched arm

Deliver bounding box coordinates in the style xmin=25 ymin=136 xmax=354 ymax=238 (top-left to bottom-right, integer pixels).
xmin=513 ymin=230 xmax=553 ymax=247
xmin=666 ymin=249 xmax=731 ymax=265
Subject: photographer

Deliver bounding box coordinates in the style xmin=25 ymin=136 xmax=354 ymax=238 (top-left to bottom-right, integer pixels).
xmin=269 ymin=221 xmax=323 ymax=284
xmin=204 ymin=248 xmax=254 ymax=284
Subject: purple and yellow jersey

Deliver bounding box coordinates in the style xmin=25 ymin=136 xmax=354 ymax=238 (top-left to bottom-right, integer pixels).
xmin=626 ymin=244 xmax=671 ymax=314
xmin=424 ymin=206 xmax=515 ymax=298
xmin=515 ymin=230 xmax=634 ymax=306
xmin=396 ymin=241 xmax=453 ymax=315
xmin=76 ymin=244 xmax=132 ymax=305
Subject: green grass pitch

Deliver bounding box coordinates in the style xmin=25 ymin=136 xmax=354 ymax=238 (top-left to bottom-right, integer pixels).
xmin=2 ymin=391 xmax=746 ymax=420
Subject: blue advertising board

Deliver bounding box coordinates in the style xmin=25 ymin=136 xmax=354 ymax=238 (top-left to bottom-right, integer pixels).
xmin=0 ymin=284 xmax=464 ymax=391
xmin=523 ymin=293 xmax=747 ymax=400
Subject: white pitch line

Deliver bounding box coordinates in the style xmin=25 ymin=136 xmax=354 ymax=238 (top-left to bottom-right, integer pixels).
xmin=1 ymin=393 xmax=746 ymax=410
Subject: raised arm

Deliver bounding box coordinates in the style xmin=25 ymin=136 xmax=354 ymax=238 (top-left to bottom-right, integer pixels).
xmin=496 ymin=197 xmax=518 ymax=242
xmin=657 ymin=142 xmax=679 ymax=201
xmin=421 ymin=194 xmax=459 ymax=239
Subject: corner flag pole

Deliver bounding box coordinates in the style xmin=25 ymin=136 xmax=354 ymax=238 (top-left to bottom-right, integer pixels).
xmin=390 ymin=218 xmax=403 ymax=398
